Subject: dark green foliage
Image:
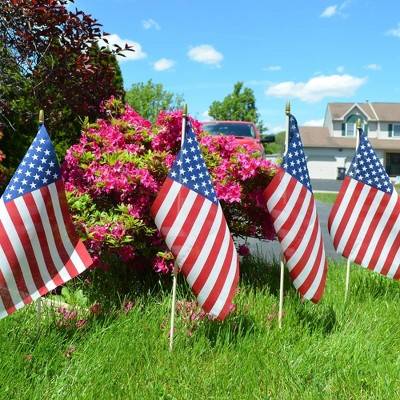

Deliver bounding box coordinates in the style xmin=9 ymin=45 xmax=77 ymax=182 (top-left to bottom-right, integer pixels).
xmin=264 ymin=130 xmax=285 ymax=154
xmin=125 ymin=80 xmax=184 ymax=122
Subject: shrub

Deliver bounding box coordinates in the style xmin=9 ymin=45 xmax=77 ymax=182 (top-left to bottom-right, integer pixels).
xmin=62 ymin=98 xmax=277 ymax=274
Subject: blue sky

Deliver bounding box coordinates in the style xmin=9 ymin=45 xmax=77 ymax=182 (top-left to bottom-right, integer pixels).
xmin=72 ymin=0 xmax=400 ymax=132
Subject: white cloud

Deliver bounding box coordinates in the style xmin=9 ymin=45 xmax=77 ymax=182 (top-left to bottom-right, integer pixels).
xmin=99 ymin=34 xmax=147 ymax=61
xmin=336 ymin=66 xmax=345 ymax=73
xmin=265 ymin=74 xmax=367 ymax=103
xmin=142 ymin=19 xmax=161 ymax=30
xmin=320 ymin=5 xmax=338 ymax=18
xmin=303 ymin=119 xmax=324 ymax=127
xmin=153 ymin=58 xmax=175 ymax=71
xmin=187 ymin=45 xmax=223 ymax=66
xmin=386 ymin=23 xmax=400 ymax=38
xmin=264 ymin=65 xmax=282 ymax=71
xmin=365 ymin=63 xmax=382 ymax=71
xmin=201 ymin=110 xmax=213 ymax=121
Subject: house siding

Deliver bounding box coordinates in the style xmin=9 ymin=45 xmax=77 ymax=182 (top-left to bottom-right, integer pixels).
xmin=306 ymin=147 xmax=385 ymax=180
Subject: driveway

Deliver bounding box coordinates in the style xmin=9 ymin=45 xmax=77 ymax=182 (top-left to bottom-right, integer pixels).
xmin=242 ymin=201 xmax=341 ymax=262
xmin=311 ymin=179 xmax=342 ymax=192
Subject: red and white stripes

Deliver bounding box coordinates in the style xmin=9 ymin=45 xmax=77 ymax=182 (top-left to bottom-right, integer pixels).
xmin=151 ymin=177 xmax=239 ymax=320
xmin=0 ymin=180 xmax=92 ymax=318
xmin=264 ymin=169 xmax=327 ymax=302
xmin=328 ymin=176 xmax=400 ymax=279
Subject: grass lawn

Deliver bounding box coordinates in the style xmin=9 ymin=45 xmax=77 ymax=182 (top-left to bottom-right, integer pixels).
xmin=0 ymin=258 xmax=399 ymax=399
xmin=314 ymin=192 xmax=338 ymax=204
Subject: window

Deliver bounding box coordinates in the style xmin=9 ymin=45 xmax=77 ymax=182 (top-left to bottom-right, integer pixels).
xmin=346 ymin=123 xmax=355 ymax=136
xmin=394 ymin=124 xmax=400 ymax=137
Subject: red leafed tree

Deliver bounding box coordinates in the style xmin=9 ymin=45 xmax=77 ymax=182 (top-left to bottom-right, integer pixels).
xmin=0 ymin=0 xmax=132 ymax=162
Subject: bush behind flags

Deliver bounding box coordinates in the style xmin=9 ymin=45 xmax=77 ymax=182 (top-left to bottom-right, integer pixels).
xmin=0 ymin=124 xmax=92 ymax=319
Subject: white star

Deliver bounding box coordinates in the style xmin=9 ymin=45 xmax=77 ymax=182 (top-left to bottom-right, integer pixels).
xmin=21 ymin=160 xmax=26 ymax=166
xmin=49 ymin=161 xmax=55 ymax=167
xmin=39 ymin=139 xmax=45 ymax=144
xmin=5 ymin=194 xmax=11 ymax=200
xmin=22 ymin=179 xmax=28 ymax=185
xmin=188 ymin=166 xmax=194 ymax=173
xmin=41 ymin=157 xmax=47 ymax=164
xmin=191 ymin=175 xmax=196 ymax=181
xmin=44 ymin=150 xmax=50 ymax=156
xmin=42 ymin=178 xmax=48 ymax=184
xmin=53 ymin=173 xmax=58 ymax=179
xmin=34 ymin=174 xmax=40 ymax=180
xmin=36 ymin=146 xmax=42 ymax=152
xmin=29 ymin=162 xmax=34 ymax=169
xmin=194 ymin=184 xmax=199 ymax=190
xmin=179 ymin=168 xmax=185 ymax=175
xmin=190 ymin=146 xmax=196 ymax=153
xmin=38 ymin=166 xmax=43 ymax=172
xmin=182 ymin=177 xmax=188 ymax=184
xmin=25 ymin=171 xmax=31 ymax=177
xmin=18 ymin=188 xmax=24 ymax=194
xmin=10 ymin=185 xmax=15 ymax=191
xmin=185 ymin=157 xmax=191 ymax=164
xmin=46 ymin=169 xmax=51 ymax=176
xmin=30 ymin=182 xmax=37 ymax=189
xmin=187 ymin=137 xmax=193 ymax=144
xmin=204 ymin=190 xmax=209 ymax=196
xmin=171 ymin=171 xmax=177 ymax=178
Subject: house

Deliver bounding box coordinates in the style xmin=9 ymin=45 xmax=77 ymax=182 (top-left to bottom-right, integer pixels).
xmin=300 ymin=102 xmax=400 ymax=179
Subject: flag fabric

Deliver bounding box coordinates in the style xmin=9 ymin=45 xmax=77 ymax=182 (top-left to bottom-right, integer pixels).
xmin=328 ymin=128 xmax=400 ymax=279
xmin=0 ymin=125 xmax=92 ymax=318
xmin=151 ymin=121 xmax=239 ymax=320
xmin=263 ymin=114 xmax=327 ymax=302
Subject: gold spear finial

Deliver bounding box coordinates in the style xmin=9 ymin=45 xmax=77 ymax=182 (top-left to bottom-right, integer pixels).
xmin=183 ymin=104 xmax=188 ymax=117
xmin=285 ymin=101 xmax=291 ymax=116
xmin=39 ymin=109 xmax=44 ymax=125
xmin=356 ymin=118 xmax=362 ymax=129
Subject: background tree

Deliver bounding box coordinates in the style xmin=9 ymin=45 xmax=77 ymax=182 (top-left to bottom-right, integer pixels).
xmin=125 ymin=80 xmax=184 ymax=122
xmin=208 ymin=82 xmax=266 ymax=132
xmin=0 ymin=0 xmax=131 ymax=168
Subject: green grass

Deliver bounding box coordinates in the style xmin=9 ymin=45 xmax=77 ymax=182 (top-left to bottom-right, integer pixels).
xmin=314 ymin=192 xmax=338 ymax=204
xmin=0 ymin=259 xmax=400 ymax=399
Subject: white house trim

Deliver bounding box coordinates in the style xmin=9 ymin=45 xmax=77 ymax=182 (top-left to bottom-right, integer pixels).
xmin=339 ymin=103 xmax=371 ymax=121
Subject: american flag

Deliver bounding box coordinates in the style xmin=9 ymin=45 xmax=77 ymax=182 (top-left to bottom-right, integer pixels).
xmin=151 ymin=121 xmax=239 ymax=320
xmin=263 ymin=114 xmax=327 ymax=302
xmin=328 ymin=128 xmax=400 ymax=278
xmin=0 ymin=124 xmax=92 ymax=319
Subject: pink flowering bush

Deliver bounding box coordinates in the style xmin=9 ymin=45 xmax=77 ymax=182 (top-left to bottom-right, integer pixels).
xmin=62 ymin=98 xmax=277 ymax=274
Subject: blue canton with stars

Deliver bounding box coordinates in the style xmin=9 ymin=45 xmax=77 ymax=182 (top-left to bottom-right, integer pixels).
xmin=282 ymin=114 xmax=313 ymax=192
xmin=347 ymin=128 xmax=393 ymax=194
xmin=2 ymin=124 xmax=61 ymax=203
xmin=169 ymin=121 xmax=218 ymax=204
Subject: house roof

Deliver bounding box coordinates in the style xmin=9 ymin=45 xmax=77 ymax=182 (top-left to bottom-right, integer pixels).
xmin=328 ymin=102 xmax=400 ymax=121
xmin=300 ymin=126 xmax=400 ymax=150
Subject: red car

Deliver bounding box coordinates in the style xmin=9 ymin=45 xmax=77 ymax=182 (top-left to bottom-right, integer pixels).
xmin=202 ymin=121 xmax=273 ymax=155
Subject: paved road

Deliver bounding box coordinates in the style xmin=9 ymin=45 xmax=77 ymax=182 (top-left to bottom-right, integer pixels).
xmin=241 ymin=201 xmax=341 ymax=262
xmin=311 ymin=179 xmax=342 ymax=192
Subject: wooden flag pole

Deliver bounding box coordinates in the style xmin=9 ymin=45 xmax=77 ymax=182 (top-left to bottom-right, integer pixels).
xmin=344 ymin=118 xmax=362 ymax=302
xmin=36 ymin=110 xmax=45 ymax=323
xmin=169 ymin=104 xmax=188 ymax=351
xmin=278 ymin=101 xmax=291 ymax=329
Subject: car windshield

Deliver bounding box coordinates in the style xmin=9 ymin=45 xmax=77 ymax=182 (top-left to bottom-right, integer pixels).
xmin=203 ymin=123 xmax=255 ymax=138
